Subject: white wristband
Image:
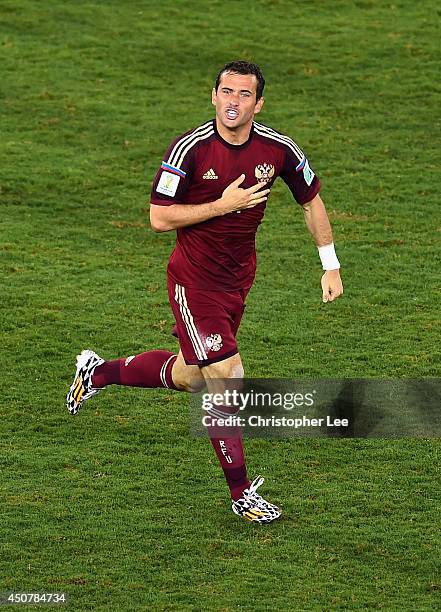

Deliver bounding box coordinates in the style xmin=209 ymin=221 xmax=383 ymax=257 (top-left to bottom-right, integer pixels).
xmin=318 ymin=243 xmax=340 ymax=270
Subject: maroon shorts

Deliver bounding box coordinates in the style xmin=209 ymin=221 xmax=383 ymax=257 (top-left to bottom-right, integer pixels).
xmin=167 ymin=277 xmax=248 ymax=366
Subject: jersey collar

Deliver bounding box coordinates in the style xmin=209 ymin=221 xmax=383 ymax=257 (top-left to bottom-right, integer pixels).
xmin=212 ymin=119 xmax=254 ymax=149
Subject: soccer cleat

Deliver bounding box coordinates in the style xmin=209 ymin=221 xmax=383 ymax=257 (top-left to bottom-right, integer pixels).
xmin=232 ymin=476 xmax=281 ymax=524
xmin=66 ymin=350 xmax=105 ymax=415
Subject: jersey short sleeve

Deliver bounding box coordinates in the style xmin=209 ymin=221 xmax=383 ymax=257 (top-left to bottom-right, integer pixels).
xmin=279 ymin=141 xmax=321 ymax=205
xmin=150 ymin=134 xmax=195 ymax=206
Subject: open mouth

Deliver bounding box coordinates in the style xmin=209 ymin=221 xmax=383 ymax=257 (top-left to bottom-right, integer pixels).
xmin=225 ymin=108 xmax=239 ymax=120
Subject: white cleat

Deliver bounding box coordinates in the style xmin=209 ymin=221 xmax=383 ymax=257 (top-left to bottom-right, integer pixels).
xmin=66 ymin=350 xmax=105 ymax=415
xmin=232 ymin=476 xmax=281 ymax=524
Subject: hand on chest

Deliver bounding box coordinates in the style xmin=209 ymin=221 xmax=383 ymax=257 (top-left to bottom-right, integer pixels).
xmin=193 ymin=150 xmax=279 ymax=199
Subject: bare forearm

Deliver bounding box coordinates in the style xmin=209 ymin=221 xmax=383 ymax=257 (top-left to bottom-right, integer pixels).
xmin=302 ymin=193 xmax=333 ymax=246
xmin=302 ymin=194 xmax=343 ymax=301
xmin=150 ymin=200 xmax=223 ymax=232
xmin=150 ymin=174 xmax=270 ymax=232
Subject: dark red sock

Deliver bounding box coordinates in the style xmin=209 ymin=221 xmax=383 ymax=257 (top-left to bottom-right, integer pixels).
xmin=92 ymin=350 xmax=178 ymax=390
xmin=207 ymin=411 xmax=250 ymax=500
xmin=209 ymin=436 xmax=250 ymax=500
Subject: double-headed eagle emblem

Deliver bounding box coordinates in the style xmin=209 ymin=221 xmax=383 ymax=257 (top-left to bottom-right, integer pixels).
xmin=255 ymin=163 xmax=275 ymax=183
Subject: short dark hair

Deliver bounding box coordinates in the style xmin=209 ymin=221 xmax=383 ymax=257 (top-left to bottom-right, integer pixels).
xmin=215 ymin=60 xmax=265 ymax=101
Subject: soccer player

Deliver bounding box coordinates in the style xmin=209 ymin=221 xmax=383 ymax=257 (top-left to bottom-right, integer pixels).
xmin=67 ymin=60 xmax=343 ymax=524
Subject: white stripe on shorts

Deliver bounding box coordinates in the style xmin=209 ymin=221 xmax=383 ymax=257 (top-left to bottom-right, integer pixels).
xmin=174 ymin=284 xmax=208 ymax=361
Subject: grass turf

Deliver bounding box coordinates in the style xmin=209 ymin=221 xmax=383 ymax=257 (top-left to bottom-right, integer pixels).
xmin=1 ymin=0 xmax=440 ymax=609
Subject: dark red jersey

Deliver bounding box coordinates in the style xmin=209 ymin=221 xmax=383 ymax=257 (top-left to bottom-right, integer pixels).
xmin=150 ymin=120 xmax=320 ymax=291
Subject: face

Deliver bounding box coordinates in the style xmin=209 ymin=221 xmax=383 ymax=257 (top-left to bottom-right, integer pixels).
xmin=212 ymin=71 xmax=264 ymax=135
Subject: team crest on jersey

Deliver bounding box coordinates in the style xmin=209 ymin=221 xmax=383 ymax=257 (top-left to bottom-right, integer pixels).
xmin=255 ymin=163 xmax=275 ymax=183
xmin=205 ymin=333 xmax=223 ymax=352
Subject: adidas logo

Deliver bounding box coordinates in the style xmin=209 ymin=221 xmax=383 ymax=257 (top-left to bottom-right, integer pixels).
xmin=203 ymin=168 xmax=218 ymax=179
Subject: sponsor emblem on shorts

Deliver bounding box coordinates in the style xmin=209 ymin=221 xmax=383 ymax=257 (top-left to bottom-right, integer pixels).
xmin=206 ymin=333 xmax=223 ymax=352
xmin=203 ymin=168 xmax=218 ymax=179
xmin=125 ymin=356 xmax=135 ymax=366
xmin=255 ymin=163 xmax=275 ymax=183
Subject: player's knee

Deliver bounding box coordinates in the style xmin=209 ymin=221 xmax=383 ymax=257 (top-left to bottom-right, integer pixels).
xmin=172 ymin=357 xmax=205 ymax=393
xmin=229 ymin=362 xmax=244 ymax=379
xmin=173 ymin=370 xmax=205 ymax=393
xmin=177 ymin=376 xmax=206 ymax=394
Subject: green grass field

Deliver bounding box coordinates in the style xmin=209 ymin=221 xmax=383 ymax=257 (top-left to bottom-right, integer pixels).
xmin=1 ymin=0 xmax=440 ymax=609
